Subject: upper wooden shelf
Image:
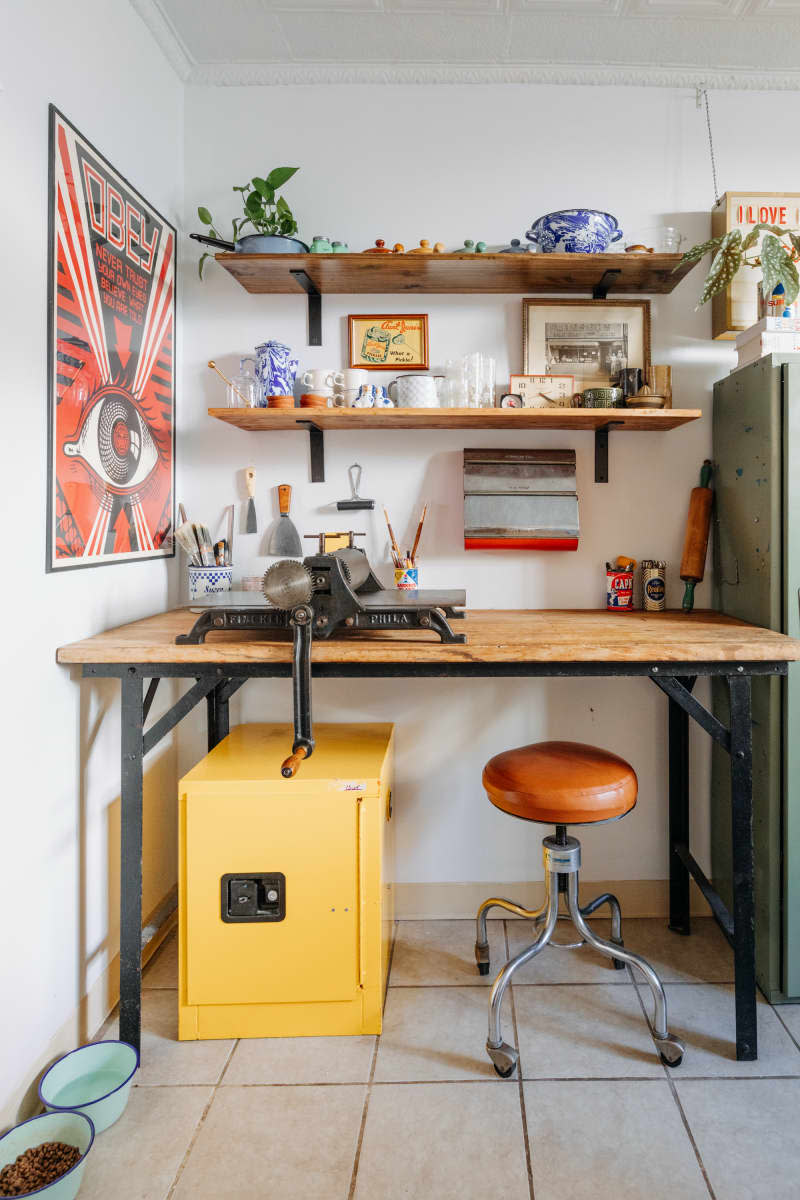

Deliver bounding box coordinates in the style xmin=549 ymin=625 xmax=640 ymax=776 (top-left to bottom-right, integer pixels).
xmin=209 ymin=406 xmax=700 ymax=433
xmin=215 ymin=251 xmax=695 ymax=296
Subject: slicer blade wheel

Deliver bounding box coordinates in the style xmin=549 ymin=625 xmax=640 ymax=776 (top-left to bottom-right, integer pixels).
xmin=263 ymin=559 xmax=314 ymax=609
xmin=333 ymin=546 xmax=370 ymax=591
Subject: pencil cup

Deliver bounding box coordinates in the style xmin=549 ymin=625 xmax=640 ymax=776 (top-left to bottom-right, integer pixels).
xmin=188 ymin=565 xmax=232 ymax=601
xmin=394 ymin=566 xmax=419 ymax=590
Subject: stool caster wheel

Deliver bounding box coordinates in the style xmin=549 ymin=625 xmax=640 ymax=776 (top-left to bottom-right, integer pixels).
xmin=486 ymin=1040 xmax=519 ymax=1079
xmin=477 ymin=963 xmax=490 ymax=976
xmin=611 ymin=935 xmax=625 ymax=971
xmin=475 ymin=941 xmax=490 ymax=976
xmin=654 ymin=1033 xmax=685 ymax=1068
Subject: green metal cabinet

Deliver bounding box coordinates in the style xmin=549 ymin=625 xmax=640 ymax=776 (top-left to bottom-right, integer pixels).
xmin=712 ymin=354 xmax=800 ymax=1002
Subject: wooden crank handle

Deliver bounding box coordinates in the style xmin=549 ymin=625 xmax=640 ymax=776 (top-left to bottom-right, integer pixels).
xmin=278 ymin=484 xmax=291 ymax=515
xmin=245 ymin=467 xmax=256 ymax=499
xmin=281 ymin=745 xmax=308 ymax=778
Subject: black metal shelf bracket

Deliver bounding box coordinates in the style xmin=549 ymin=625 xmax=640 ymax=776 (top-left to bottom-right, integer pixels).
xmin=297 ymin=420 xmax=325 ymax=482
xmin=290 ymin=269 xmax=322 ymax=346
xmin=594 ymin=420 xmax=624 ymax=483
xmin=592 ymin=268 xmax=621 ymax=300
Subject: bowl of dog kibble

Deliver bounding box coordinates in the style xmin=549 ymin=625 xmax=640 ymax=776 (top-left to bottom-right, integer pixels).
xmin=0 ymin=1111 xmax=94 ymax=1198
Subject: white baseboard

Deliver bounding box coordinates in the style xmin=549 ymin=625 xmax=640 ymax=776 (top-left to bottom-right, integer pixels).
xmin=393 ymin=878 xmax=709 ymax=920
xmin=0 ymin=892 xmax=177 ymax=1134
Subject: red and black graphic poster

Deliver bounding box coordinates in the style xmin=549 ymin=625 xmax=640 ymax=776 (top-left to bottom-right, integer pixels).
xmin=47 ymin=106 xmax=175 ymax=571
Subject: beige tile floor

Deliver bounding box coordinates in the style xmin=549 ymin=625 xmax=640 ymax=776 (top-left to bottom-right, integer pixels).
xmin=84 ymin=917 xmax=800 ymax=1200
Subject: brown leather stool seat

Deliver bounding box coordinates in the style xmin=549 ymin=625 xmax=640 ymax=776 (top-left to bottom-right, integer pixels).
xmin=482 ymin=740 xmax=637 ymax=825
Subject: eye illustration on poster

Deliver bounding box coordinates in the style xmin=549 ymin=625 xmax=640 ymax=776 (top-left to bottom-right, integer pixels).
xmin=46 ymin=106 xmax=176 ymax=571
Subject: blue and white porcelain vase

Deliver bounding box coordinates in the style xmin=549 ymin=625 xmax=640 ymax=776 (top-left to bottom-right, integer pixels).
xmin=526 ymin=210 xmax=623 ymax=254
xmin=253 ymin=340 xmax=299 ymax=403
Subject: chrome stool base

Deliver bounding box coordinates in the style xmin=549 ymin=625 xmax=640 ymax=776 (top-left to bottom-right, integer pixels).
xmin=476 ymin=831 xmax=685 ymax=1077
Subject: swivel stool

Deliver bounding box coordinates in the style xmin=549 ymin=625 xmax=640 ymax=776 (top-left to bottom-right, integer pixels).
xmin=475 ymin=741 xmax=685 ymax=1078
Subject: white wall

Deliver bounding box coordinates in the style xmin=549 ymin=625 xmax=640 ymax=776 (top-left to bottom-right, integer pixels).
xmin=0 ymin=0 xmax=183 ymax=1126
xmin=181 ymin=82 xmax=796 ymax=896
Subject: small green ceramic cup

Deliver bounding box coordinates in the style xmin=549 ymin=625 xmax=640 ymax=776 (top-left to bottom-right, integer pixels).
xmin=581 ymin=386 xmax=624 ymax=408
xmin=39 ymin=1041 xmax=139 ymax=1133
xmin=0 ymin=1110 xmax=94 ymax=1199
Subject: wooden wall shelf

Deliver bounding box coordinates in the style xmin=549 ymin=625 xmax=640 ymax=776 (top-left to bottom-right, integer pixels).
xmin=216 ymin=251 xmax=695 ymax=296
xmin=209 ymin=406 xmax=701 ymax=484
xmin=215 ymin=251 xmax=697 ymax=346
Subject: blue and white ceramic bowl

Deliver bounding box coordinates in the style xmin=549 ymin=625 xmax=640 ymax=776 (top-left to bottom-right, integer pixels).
xmin=526 ymin=210 xmax=623 ymax=254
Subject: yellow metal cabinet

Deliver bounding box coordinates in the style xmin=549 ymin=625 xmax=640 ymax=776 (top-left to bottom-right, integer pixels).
xmin=178 ymin=723 xmax=394 ymax=1040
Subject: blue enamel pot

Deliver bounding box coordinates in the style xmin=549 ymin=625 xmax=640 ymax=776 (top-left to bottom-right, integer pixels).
xmin=526 ymin=210 xmax=623 ymax=254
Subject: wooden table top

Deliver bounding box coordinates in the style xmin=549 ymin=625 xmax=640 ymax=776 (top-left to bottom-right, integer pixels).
xmin=56 ymin=608 xmax=800 ymax=667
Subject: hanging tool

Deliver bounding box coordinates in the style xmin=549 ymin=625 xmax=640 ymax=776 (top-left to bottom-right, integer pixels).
xmin=680 ymin=460 xmax=713 ymax=612
xmin=337 ymin=464 xmax=375 ymax=511
xmin=225 ymin=504 xmax=234 ymax=566
xmin=245 ymin=467 xmax=258 ymax=533
xmin=267 ymin=484 xmax=303 ymax=555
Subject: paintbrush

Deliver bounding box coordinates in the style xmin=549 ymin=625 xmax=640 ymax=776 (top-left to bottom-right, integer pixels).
xmin=410 ymin=503 xmax=428 ymax=564
xmin=175 ymin=521 xmax=202 ymax=564
xmin=383 ymin=506 xmax=401 ymax=566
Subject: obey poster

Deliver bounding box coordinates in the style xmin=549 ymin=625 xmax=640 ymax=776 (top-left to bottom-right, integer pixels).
xmin=47 ymin=106 xmax=175 ymax=571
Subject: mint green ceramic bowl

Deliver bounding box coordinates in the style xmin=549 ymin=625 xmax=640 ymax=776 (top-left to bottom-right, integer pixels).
xmin=0 ymin=1110 xmax=94 ymax=1198
xmin=39 ymin=1041 xmax=138 ymax=1133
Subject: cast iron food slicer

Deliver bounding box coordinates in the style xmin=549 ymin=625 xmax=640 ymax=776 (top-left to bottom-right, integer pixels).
xmin=177 ymin=543 xmax=466 ymax=776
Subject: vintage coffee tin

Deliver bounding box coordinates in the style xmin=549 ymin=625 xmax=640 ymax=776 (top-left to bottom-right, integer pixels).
xmin=606 ymin=564 xmax=634 ymax=610
xmin=641 ymin=560 xmax=666 ymax=611
xmin=394 ymin=566 xmax=419 ymax=590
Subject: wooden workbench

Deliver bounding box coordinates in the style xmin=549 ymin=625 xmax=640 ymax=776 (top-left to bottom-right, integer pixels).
xmin=57 ymin=607 xmax=800 ymax=1066
xmin=57 ymin=607 xmax=800 ymax=666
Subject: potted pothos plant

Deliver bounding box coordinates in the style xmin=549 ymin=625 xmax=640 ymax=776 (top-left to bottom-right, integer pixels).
xmin=191 ymin=167 xmax=307 ymax=277
xmin=678 ymin=223 xmax=800 ymax=310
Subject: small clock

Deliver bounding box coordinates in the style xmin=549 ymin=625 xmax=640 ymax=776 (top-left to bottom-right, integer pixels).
xmin=509 ymin=374 xmax=575 ymax=408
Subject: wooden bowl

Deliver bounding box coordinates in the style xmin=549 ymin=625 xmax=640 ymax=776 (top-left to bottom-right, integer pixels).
xmin=300 ymin=393 xmax=331 ymax=408
xmin=267 ymin=394 xmax=295 ymax=409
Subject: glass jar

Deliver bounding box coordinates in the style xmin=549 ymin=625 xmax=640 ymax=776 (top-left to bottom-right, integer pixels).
xmin=228 ymin=357 xmax=260 ymax=408
xmin=463 ymin=352 xmax=496 ymax=408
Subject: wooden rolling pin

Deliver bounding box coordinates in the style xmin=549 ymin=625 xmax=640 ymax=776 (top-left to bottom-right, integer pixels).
xmin=680 ymin=460 xmax=713 ymax=612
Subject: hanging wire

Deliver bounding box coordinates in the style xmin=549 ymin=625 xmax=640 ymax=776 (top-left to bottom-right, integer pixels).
xmin=699 ymin=87 xmax=720 ymax=207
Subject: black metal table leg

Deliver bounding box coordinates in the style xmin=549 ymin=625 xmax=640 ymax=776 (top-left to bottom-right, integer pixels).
xmin=206 ymin=685 xmax=218 ymax=752
xmin=119 ymin=672 xmax=144 ymax=1053
xmin=728 ymin=672 xmax=757 ymax=1061
xmin=215 ymin=683 xmax=230 ymax=744
xmin=668 ymin=681 xmax=691 ymax=935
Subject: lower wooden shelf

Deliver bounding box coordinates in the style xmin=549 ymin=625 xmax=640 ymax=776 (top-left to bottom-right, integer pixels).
xmin=209 ymin=406 xmax=700 ymax=433
xmin=208 ymin=405 xmax=702 ymax=485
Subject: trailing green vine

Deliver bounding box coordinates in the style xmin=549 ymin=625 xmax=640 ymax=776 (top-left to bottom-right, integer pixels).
xmin=196 ymin=167 xmax=300 ymax=278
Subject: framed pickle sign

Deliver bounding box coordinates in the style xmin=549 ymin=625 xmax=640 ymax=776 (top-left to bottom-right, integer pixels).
xmin=46 ymin=106 xmax=176 ymax=571
xmin=348 ymin=314 xmax=429 ymax=370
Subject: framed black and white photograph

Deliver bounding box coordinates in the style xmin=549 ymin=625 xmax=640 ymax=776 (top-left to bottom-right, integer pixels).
xmin=522 ymin=298 xmax=651 ymax=390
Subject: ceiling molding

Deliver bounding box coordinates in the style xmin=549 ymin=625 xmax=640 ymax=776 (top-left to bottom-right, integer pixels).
xmin=182 ymin=61 xmax=800 ymax=90
xmin=129 ymin=0 xmax=193 ymax=81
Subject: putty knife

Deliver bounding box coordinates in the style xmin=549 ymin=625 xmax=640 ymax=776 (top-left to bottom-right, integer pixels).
xmin=268 ymin=484 xmax=302 ymax=555
xmin=245 ymin=467 xmax=257 ymax=533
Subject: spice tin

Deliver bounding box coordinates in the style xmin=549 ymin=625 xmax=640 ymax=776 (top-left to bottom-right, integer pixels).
xmin=394 ymin=566 xmax=419 ymax=590
xmin=641 ymin=560 xmax=666 ymax=612
xmin=606 ymin=564 xmax=634 ymax=610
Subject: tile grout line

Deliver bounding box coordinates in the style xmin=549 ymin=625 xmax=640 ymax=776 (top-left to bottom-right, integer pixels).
xmin=346 ymin=1037 xmax=380 ymax=1200
xmin=630 ymin=973 xmax=717 ymax=1200
xmin=506 ymin=920 xmax=536 ymax=1200
xmin=773 ymin=1007 xmax=800 ymax=1053
xmin=165 ymin=1039 xmax=238 ymax=1199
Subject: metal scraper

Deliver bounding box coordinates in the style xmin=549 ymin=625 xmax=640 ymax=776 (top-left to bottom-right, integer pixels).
xmin=268 ymin=484 xmax=302 ymax=555
xmin=245 ymin=467 xmax=257 ymax=533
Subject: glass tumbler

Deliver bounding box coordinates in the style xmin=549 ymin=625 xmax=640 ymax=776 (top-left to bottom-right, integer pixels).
xmin=463 ymin=352 xmax=496 ymax=408
xmin=228 ymin=357 xmax=260 ymax=408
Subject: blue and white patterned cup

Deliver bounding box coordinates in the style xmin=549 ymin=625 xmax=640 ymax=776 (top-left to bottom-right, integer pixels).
xmin=188 ymin=565 xmax=233 ymax=601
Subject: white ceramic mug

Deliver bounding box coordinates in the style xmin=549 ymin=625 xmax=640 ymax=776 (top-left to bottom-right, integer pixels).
xmin=301 ymin=367 xmax=337 ymax=394
xmin=388 ymin=374 xmax=443 ymax=408
xmin=331 ymin=368 xmax=368 ymax=391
